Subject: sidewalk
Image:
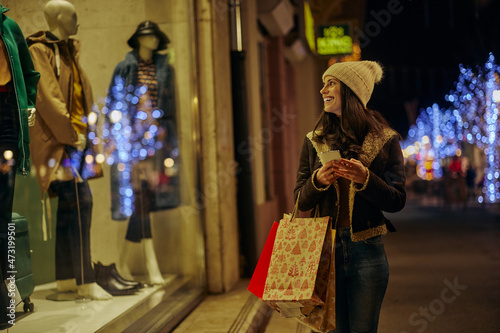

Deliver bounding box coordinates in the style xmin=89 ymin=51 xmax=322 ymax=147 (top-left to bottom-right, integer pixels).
xmin=172 ymin=277 xmax=314 ymax=333
xmin=172 ymin=279 xmax=273 ymax=333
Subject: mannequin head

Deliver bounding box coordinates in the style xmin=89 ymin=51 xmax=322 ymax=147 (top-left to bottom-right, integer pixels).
xmin=137 ymin=35 xmax=160 ymax=52
xmin=136 ymin=34 xmax=159 ymax=60
xmin=44 ymin=0 xmax=78 ymax=41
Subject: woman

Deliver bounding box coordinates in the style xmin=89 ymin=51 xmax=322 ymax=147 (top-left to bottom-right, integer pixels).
xmin=294 ymin=61 xmax=406 ymax=332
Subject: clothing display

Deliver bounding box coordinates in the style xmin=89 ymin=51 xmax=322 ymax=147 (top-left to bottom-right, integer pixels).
xmin=1 ymin=0 xmax=209 ymax=330
xmin=0 ymin=5 xmax=39 ymax=329
xmin=106 ymin=25 xmax=179 ymax=239
xmin=0 ymin=5 xmax=39 ymax=174
xmin=26 ymin=30 xmax=100 ymax=286
xmin=26 ymin=31 xmax=101 ymax=198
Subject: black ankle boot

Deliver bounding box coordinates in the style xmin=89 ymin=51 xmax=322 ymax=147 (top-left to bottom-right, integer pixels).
xmin=108 ymin=263 xmax=143 ymax=289
xmin=94 ymin=262 xmax=138 ymax=296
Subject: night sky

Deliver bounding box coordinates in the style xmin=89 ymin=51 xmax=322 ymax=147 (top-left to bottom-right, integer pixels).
xmin=359 ymin=0 xmax=500 ymax=137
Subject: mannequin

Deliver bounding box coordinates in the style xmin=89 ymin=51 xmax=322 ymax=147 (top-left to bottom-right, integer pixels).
xmin=119 ymin=33 xmax=164 ymax=285
xmin=0 ymin=4 xmax=39 ymax=328
xmin=27 ymin=0 xmax=111 ymax=300
xmin=106 ymin=21 xmax=179 ymax=285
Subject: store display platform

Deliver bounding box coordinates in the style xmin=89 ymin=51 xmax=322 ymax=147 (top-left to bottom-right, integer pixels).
xmin=9 ymin=275 xmax=179 ymax=332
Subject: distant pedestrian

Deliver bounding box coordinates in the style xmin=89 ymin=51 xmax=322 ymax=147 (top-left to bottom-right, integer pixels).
xmin=445 ymin=155 xmax=467 ymax=207
xmin=294 ymin=61 xmax=406 ymax=332
xmin=448 ymin=155 xmax=464 ymax=177
xmin=463 ymin=157 xmax=477 ymax=200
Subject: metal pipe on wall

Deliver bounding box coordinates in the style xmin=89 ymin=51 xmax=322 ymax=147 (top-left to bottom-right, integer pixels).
xmin=229 ymin=0 xmax=258 ymax=277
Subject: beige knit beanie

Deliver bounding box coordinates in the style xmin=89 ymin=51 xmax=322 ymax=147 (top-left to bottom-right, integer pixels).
xmin=322 ymin=61 xmax=383 ymax=108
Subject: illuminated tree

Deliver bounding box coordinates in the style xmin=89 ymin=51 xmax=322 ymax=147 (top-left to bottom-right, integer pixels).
xmin=404 ymin=53 xmax=500 ymax=203
xmin=403 ymin=104 xmax=461 ymax=180
xmin=445 ymin=53 xmax=500 ymax=203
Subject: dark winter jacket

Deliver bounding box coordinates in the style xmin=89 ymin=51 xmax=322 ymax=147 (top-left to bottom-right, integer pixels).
xmin=107 ymin=50 xmax=176 ymax=120
xmin=0 ymin=5 xmax=40 ymax=174
xmin=106 ymin=50 xmax=179 ymax=219
xmin=294 ymin=127 xmax=406 ymax=241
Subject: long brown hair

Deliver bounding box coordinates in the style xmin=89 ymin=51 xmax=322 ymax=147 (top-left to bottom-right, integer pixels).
xmin=313 ymin=82 xmax=391 ymax=159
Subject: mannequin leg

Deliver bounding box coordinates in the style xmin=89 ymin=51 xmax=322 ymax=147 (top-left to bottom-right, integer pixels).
xmin=77 ymin=283 xmax=112 ymax=300
xmin=57 ymin=278 xmax=77 ymax=292
xmin=125 ymin=178 xmax=164 ymax=284
xmin=56 ymin=278 xmax=114 ymax=300
xmin=54 ymin=181 xmax=79 ymax=286
xmin=143 ymin=239 xmax=164 ymax=285
xmin=120 ymin=239 xmax=164 ymax=285
xmin=74 ymin=181 xmax=112 ymax=300
xmin=53 ymin=180 xmax=112 ymax=300
xmin=118 ymin=240 xmax=134 ymax=280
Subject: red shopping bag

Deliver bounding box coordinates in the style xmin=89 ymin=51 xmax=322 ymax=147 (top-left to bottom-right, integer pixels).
xmin=247 ymin=221 xmax=279 ymax=299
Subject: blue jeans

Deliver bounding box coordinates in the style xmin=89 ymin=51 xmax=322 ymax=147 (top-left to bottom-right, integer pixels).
xmin=329 ymin=227 xmax=389 ymax=333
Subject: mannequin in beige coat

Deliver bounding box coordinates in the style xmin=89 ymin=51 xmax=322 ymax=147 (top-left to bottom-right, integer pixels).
xmin=28 ymin=0 xmax=110 ymax=300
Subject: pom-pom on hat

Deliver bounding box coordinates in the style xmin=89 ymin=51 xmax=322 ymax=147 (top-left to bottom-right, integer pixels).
xmin=322 ymin=61 xmax=383 ymax=108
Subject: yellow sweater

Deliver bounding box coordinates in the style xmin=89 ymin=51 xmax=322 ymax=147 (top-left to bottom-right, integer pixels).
xmin=70 ymin=61 xmax=87 ymax=136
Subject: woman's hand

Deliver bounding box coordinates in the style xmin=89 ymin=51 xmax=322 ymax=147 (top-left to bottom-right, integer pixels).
xmin=315 ymin=161 xmax=341 ymax=186
xmin=331 ymin=158 xmax=368 ymax=185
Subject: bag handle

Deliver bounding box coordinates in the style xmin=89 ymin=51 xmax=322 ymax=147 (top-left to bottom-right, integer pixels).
xmin=291 ymin=190 xmax=320 ymax=219
xmin=291 ymin=191 xmax=300 ymax=219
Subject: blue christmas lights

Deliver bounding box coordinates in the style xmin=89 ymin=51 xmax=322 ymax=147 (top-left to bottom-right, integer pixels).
xmin=91 ymin=75 xmax=175 ymax=216
xmin=406 ymin=53 xmax=500 ymax=203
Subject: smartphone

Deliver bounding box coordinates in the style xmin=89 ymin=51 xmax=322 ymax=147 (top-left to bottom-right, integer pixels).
xmin=319 ymin=150 xmax=341 ymax=165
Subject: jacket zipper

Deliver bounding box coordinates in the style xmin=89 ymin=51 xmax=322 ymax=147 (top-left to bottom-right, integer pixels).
xmin=1 ymin=33 xmax=27 ymax=175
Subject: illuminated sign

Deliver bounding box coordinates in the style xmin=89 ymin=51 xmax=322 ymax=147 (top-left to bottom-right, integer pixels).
xmin=317 ymin=24 xmax=353 ymax=56
xmin=304 ymin=1 xmax=316 ymax=52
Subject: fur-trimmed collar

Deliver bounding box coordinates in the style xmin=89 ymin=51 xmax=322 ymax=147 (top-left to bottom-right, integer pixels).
xmin=306 ymin=127 xmax=398 ymax=241
xmin=306 ymin=127 xmax=397 ymax=167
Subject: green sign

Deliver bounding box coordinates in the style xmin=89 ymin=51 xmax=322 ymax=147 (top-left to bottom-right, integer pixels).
xmin=304 ymin=1 xmax=316 ymax=52
xmin=317 ymin=24 xmax=353 ymax=56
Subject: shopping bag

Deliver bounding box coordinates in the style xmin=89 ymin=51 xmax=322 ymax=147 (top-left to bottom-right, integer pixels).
xmin=262 ymin=211 xmax=333 ymax=320
xmin=297 ymin=228 xmax=336 ymax=332
xmin=247 ymin=221 xmax=280 ymax=299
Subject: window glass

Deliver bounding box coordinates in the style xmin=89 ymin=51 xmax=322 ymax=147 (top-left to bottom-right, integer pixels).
xmin=5 ymin=0 xmax=205 ymax=330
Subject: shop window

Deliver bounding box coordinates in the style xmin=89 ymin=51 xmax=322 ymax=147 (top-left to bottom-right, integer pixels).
xmin=5 ymin=0 xmax=205 ymax=331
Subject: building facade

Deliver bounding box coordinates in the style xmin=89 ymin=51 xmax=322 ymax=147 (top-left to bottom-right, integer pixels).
xmin=2 ymin=0 xmax=360 ymax=330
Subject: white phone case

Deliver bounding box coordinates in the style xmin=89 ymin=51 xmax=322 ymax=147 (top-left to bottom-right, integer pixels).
xmin=319 ymin=150 xmax=341 ymax=165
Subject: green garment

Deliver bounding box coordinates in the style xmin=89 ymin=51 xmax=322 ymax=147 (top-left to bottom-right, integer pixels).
xmin=0 ymin=5 xmax=40 ymax=174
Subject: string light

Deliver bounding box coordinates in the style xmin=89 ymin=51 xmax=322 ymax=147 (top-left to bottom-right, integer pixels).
xmin=88 ymin=75 xmax=179 ymax=216
xmin=406 ymin=53 xmax=500 ymax=203
xmin=446 ymin=53 xmax=500 ymax=203
xmin=403 ymin=103 xmax=461 ymax=180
